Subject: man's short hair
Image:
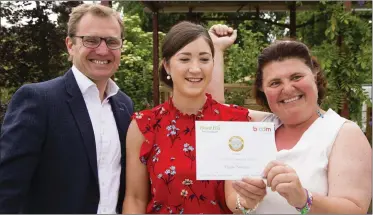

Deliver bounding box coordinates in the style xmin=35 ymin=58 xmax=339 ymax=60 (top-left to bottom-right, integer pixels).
xmin=67 ymin=3 xmax=124 ymax=39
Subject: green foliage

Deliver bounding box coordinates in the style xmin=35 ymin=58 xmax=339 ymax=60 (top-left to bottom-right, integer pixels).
xmin=223 ymin=20 xmax=268 ymax=85
xmin=0 ymin=1 xmax=80 ymax=90
xmin=0 ymin=88 xmax=17 ymax=104
xmin=225 ymin=90 xmax=250 ymax=107
xmin=2 ymin=0 xmax=369 ymax=122
xmin=0 ymin=1 xmax=80 ymax=125
xmin=114 ymin=1 xmax=190 ymax=33
xmin=297 ymin=2 xmax=372 ymax=123
xmin=115 ymin=14 xmax=165 ymax=111
xmin=205 ymin=20 xmax=267 ymax=86
xmin=0 ymin=87 xmax=16 ymax=128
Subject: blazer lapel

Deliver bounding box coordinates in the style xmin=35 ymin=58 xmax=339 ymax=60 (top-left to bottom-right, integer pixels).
xmin=64 ymin=70 xmax=99 ymax=185
xmin=110 ymin=96 xmax=130 ymax=153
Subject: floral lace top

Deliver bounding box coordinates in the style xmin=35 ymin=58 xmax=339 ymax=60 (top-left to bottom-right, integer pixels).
xmin=133 ymin=94 xmax=251 ymax=214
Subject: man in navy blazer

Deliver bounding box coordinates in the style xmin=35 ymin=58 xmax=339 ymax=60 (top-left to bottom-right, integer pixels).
xmin=0 ymin=4 xmax=133 ymax=213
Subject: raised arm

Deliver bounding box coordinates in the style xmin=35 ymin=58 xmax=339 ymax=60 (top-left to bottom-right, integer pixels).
xmin=206 ymin=24 xmax=270 ymax=121
xmin=0 ymin=85 xmax=46 ymax=213
xmin=122 ymin=120 xmax=150 ymax=214
xmin=206 ymin=24 xmax=237 ymax=104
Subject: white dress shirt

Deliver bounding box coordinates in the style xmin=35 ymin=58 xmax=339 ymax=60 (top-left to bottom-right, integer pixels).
xmin=72 ymin=66 xmax=121 ymax=214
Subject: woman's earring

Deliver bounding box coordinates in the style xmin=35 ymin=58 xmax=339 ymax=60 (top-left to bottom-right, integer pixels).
xmin=167 ymin=74 xmax=171 ymax=80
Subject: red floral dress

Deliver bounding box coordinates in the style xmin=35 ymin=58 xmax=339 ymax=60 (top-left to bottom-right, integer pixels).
xmin=133 ymin=94 xmax=251 ymax=214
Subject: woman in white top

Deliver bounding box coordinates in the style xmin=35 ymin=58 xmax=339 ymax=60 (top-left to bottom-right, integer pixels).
xmin=212 ymin=28 xmax=371 ymax=214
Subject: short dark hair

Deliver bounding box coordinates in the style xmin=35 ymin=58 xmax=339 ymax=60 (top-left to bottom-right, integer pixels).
xmin=159 ymin=21 xmax=214 ymax=88
xmin=253 ymin=40 xmax=327 ymax=110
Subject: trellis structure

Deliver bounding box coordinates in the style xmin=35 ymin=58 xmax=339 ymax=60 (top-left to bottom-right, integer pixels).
xmin=138 ymin=1 xmax=368 ymax=107
xmin=141 ymin=1 xmax=301 ymax=106
xmin=100 ymin=1 xmax=369 ymax=118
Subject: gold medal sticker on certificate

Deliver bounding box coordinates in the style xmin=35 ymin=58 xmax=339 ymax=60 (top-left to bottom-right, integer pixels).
xmin=228 ymin=136 xmax=244 ymax=152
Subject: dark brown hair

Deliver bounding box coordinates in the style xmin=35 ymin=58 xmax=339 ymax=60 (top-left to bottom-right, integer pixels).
xmin=159 ymin=21 xmax=215 ymax=88
xmin=253 ymin=40 xmax=327 ymax=110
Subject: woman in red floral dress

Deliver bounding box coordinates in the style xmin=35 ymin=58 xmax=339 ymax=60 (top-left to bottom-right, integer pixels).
xmin=122 ymin=22 xmax=251 ymax=214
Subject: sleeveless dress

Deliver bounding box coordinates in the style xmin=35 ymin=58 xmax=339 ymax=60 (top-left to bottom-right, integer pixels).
xmin=133 ymin=94 xmax=251 ymax=214
xmin=254 ymin=109 xmax=347 ymax=214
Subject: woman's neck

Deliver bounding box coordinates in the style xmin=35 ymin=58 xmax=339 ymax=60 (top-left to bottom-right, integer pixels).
xmin=281 ymin=110 xmax=322 ymax=133
xmin=171 ymin=91 xmax=206 ymax=115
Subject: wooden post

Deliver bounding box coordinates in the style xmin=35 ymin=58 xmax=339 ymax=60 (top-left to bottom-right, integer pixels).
xmin=152 ymin=11 xmax=159 ymax=106
xmin=339 ymin=1 xmax=351 ymax=118
xmin=344 ymin=1 xmax=352 ymax=10
xmin=289 ymin=2 xmax=296 ymax=38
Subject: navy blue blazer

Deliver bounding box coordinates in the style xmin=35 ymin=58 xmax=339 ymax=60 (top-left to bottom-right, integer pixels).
xmin=0 ymin=69 xmax=133 ymax=213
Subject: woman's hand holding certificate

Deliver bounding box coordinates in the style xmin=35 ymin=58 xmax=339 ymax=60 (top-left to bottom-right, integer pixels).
xmin=262 ymin=160 xmax=308 ymax=209
xmin=232 ymin=177 xmax=267 ymax=209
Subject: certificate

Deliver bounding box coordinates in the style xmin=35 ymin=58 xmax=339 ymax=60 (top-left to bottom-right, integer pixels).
xmin=195 ymin=121 xmax=277 ymax=180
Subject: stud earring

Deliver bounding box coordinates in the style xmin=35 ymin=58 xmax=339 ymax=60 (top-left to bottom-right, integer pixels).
xmin=166 ymin=74 xmax=171 ymax=80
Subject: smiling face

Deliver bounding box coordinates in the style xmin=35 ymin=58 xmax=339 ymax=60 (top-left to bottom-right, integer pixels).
xmin=164 ymin=36 xmax=214 ymax=99
xmin=66 ymin=13 xmax=121 ymax=85
xmin=262 ymin=58 xmax=319 ymax=125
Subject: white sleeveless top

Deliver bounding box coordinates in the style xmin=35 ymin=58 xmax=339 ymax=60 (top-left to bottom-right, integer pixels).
xmin=254 ymin=109 xmax=347 ymax=214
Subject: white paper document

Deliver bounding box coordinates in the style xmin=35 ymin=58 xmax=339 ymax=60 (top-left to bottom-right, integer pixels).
xmin=195 ymin=121 xmax=277 ymax=180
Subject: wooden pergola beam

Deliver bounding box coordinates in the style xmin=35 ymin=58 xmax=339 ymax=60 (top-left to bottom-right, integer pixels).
xmin=289 ymin=2 xmax=296 ymax=38
xmin=141 ymin=1 xmax=369 ymax=107
xmin=141 ymin=1 xmax=320 ymax=13
xmin=152 ymin=10 xmax=160 ymax=106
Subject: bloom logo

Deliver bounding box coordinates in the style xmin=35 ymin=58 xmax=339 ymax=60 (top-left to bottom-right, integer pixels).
xmin=253 ymin=126 xmax=272 ymax=132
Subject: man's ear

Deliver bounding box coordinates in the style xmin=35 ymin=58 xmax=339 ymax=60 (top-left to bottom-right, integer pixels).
xmin=66 ymin=36 xmax=74 ymax=56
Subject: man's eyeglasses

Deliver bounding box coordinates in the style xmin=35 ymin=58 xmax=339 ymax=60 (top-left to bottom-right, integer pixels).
xmin=72 ymin=36 xmax=123 ymax=50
